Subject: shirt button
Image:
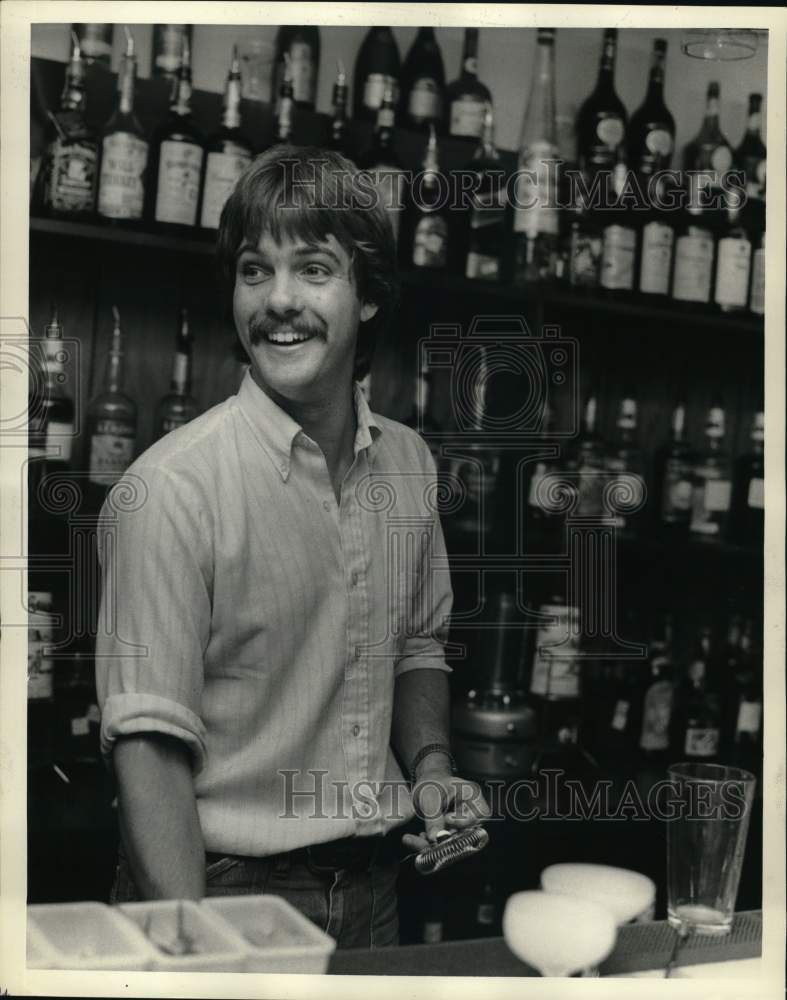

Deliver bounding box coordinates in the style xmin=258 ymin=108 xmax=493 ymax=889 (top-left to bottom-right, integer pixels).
xmin=351 ymin=571 xmax=359 ymax=587
xmin=323 ymin=500 xmax=331 ymax=511
xmin=279 ymin=463 xmax=287 ymax=474
xmin=352 ymin=725 xmax=361 ymax=737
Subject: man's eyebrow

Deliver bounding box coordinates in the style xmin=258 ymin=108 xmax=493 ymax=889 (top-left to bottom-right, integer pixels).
xmin=292 ymin=244 xmax=343 ymax=266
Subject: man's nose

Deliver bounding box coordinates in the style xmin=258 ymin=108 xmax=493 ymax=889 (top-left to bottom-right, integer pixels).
xmin=265 ymin=270 xmax=301 ymax=315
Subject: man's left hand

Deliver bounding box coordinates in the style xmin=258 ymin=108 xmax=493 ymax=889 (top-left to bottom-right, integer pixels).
xmin=402 ymin=771 xmax=491 ymax=853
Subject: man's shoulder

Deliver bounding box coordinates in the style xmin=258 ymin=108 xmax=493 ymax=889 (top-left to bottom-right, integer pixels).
xmin=370 ymin=412 xmax=434 ymax=469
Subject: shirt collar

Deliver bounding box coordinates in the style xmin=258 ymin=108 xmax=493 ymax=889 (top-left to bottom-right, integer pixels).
xmin=236 ymin=369 xmax=382 ymax=481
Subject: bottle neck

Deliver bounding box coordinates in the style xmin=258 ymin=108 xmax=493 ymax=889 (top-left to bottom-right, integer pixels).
xmin=170 ymin=349 xmax=192 ymax=394
xmin=596 ymin=34 xmax=617 ymax=91
xmin=222 ymin=73 xmax=242 ymax=129
xmin=745 ymin=110 xmax=762 ymax=138
xmin=61 ymin=60 xmax=87 ymax=112
xmin=523 ymin=39 xmax=556 ymax=147
xmin=277 ymin=88 xmax=294 ymax=140
xmin=332 ymin=83 xmax=348 ymax=123
xmin=118 ymin=56 xmax=136 ymax=115
xmin=103 ymin=339 xmax=125 ymax=394
xmin=670 ymin=406 xmax=686 ymax=443
xmin=374 ymin=103 xmax=395 ymax=146
xmin=172 ymin=71 xmax=193 ymax=116
xmin=701 ymin=95 xmax=721 ymax=135
xmin=461 ymin=29 xmax=479 ymax=78
xmin=646 ymin=51 xmax=666 ymax=101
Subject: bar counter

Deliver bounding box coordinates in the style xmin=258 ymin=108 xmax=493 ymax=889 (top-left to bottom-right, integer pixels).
xmin=328 ymin=910 xmax=762 ymax=976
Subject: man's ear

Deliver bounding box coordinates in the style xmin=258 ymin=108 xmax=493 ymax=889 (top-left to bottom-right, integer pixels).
xmin=360 ymin=301 xmax=379 ymax=323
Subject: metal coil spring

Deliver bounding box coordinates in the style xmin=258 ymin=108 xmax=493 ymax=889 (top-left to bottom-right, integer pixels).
xmin=414 ymin=825 xmax=489 ymax=876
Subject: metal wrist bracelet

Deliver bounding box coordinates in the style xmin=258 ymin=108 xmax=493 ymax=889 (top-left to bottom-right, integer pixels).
xmin=409 ymin=743 xmax=458 ymax=785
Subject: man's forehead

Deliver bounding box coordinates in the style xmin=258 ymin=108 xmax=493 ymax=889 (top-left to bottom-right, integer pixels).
xmin=241 ymin=232 xmax=346 ymax=257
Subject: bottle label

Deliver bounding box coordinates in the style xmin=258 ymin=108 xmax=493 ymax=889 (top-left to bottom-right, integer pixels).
xmin=747 ymin=477 xmax=764 ymax=509
xmin=466 ymin=251 xmax=500 ymax=280
xmin=48 ymin=139 xmax=97 ymax=213
xmin=639 ymin=221 xmax=674 ymax=295
xmin=672 ymin=233 xmax=713 ymax=302
xmin=715 ymin=238 xmax=752 ymax=308
xmin=200 ymin=148 xmax=253 ymax=229
xmin=476 ymin=903 xmax=495 ymax=926
xmin=611 ymin=699 xmax=630 ymax=731
xmin=77 ymin=25 xmax=113 ymax=61
xmin=45 ymin=420 xmax=74 ymax=461
xmin=363 ymin=74 xmax=399 ymax=110
xmin=289 ymin=40 xmax=316 ymax=104
xmin=28 ymin=599 xmax=55 ymax=700
xmin=98 ymin=132 xmax=148 ymax=219
xmin=595 ymin=115 xmax=625 ymax=148
xmin=645 ymin=128 xmax=674 ymax=157
xmin=413 ymin=214 xmax=448 ymax=268
xmin=690 ymin=474 xmax=731 ymax=534
xmin=159 ymin=414 xmax=189 ymax=435
xmin=736 ymin=700 xmax=762 ymax=736
xmin=89 ymin=419 xmax=136 ymax=484
xmin=661 ymin=458 xmax=693 ymax=518
xmin=513 ymin=149 xmax=559 ymax=236
xmin=640 ymin=680 xmax=673 ymax=750
xmin=685 ymin=727 xmax=720 ymax=757
xmin=155 ymin=25 xmax=188 ymax=74
xmin=749 ymin=247 xmax=765 ymax=314
xmin=450 ymin=97 xmax=486 ymax=137
xmin=569 ymin=228 xmax=602 ymax=287
xmin=530 ymin=604 xmax=581 ymax=699
xmin=155 ymin=139 xmax=204 ymax=226
xmin=711 ymin=145 xmax=733 ymax=173
xmin=408 ymin=78 xmax=443 ymax=120
xmin=422 ymin=920 xmax=444 ymax=944
xmin=600 ymin=225 xmax=636 ymax=290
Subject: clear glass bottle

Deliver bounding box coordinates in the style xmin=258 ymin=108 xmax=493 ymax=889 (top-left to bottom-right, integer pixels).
xmin=446 ymin=28 xmax=491 ymax=141
xmin=200 ymin=45 xmax=253 ymax=231
xmin=97 ymin=29 xmax=148 ymax=223
xmin=511 ymin=28 xmax=559 ymax=285
xmin=155 ymin=309 xmax=200 ymax=439
xmin=86 ymin=306 xmax=137 ymax=488
xmin=272 ymin=26 xmax=320 ymax=111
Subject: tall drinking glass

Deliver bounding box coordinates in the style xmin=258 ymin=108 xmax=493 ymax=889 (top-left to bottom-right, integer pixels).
xmin=666 ymin=762 xmax=756 ymax=936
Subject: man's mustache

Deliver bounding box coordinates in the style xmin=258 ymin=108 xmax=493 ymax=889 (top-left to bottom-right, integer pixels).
xmin=249 ymin=315 xmax=326 ymax=345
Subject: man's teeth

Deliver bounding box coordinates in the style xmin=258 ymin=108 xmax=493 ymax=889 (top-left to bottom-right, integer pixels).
xmin=266 ymin=331 xmax=312 ymax=344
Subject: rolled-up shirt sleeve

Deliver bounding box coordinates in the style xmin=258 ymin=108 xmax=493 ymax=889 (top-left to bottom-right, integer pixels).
xmin=94 ymin=463 xmax=212 ymax=772
xmin=394 ymin=440 xmax=454 ymax=679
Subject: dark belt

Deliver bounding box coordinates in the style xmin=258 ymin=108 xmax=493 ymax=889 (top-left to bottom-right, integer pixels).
xmin=208 ymin=831 xmax=400 ymax=875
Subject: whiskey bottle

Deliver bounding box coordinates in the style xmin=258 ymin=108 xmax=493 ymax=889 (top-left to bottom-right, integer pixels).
xmin=200 ymin=45 xmax=253 ymax=230
xmin=358 ymin=87 xmax=407 ymax=243
xmin=525 ymin=402 xmax=567 ymax=550
xmin=155 ymin=309 xmax=200 ymax=439
xmin=603 ymin=394 xmax=645 ymax=533
xmin=42 ymin=31 xmax=98 ymax=218
xmin=353 ymin=27 xmax=401 ymax=122
xmin=679 ymin=625 xmax=721 ymax=761
xmin=654 ymin=402 xmax=693 ymax=531
xmin=325 ymin=60 xmax=351 ymax=156
xmin=683 ymin=82 xmax=733 ymax=191
xmin=670 ymin=203 xmax=715 ymax=306
xmin=511 ymin=28 xmax=559 ymax=284
xmin=638 ymin=198 xmax=675 ymax=297
xmin=446 ymin=28 xmax=491 ymax=142
xmin=86 ymin=306 xmax=137 ymax=488
xmin=627 ymin=38 xmax=675 ymax=181
xmin=638 ymin=613 xmax=675 ymax=767
xmin=568 ymin=393 xmax=605 ymax=517
xmin=399 ymin=27 xmax=447 ymax=133
xmin=463 ymin=107 xmax=508 ymax=282
xmin=734 ymin=93 xmax=766 ymax=200
xmin=97 ymin=28 xmax=148 ymax=222
xmin=152 ymin=24 xmax=193 ymax=79
xmin=272 ymin=26 xmax=320 ymax=111
xmin=730 ymin=410 xmax=764 ymax=547
xmin=689 ymin=405 xmax=732 ymax=539
xmin=401 ymin=125 xmax=450 ymax=270
xmin=599 ymin=149 xmax=637 ymax=294
xmin=151 ymin=34 xmax=205 ymax=228
xmin=576 ymin=28 xmax=628 ymax=180
xmin=713 ymin=190 xmax=752 ymax=313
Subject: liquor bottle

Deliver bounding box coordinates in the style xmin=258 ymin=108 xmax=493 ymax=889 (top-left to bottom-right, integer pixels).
xmin=325 ymin=60 xmax=351 ymax=156
xmin=273 ymin=58 xmax=296 ymax=143
xmin=511 ymin=28 xmax=559 ymax=285
xmin=446 ymin=28 xmax=491 ymax=142
xmin=689 ymin=405 xmax=732 ymax=539
xmin=401 ymin=126 xmax=450 ymax=270
xmin=599 ymin=148 xmax=637 ymax=294
xmin=200 ymin=46 xmax=253 ymax=231
xmin=71 ymin=24 xmax=113 ymax=66
xmin=353 ymin=27 xmax=401 ymax=122
xmin=731 ymin=619 xmax=763 ymax=770
xmin=42 ymin=31 xmax=99 ymax=218
xmin=603 ymin=395 xmax=645 ymax=533
xmin=638 ymin=613 xmax=675 ymax=768
xmin=678 ymin=625 xmax=721 ymax=761
xmin=399 ymin=27 xmax=446 ymax=133
xmin=28 ymin=307 xmax=76 ymax=509
xmin=152 ymin=24 xmax=193 ymax=79
xmin=602 ymin=659 xmax=646 ymax=769
xmin=683 ymin=82 xmax=733 ymax=188
xmin=474 ymin=878 xmax=500 ymax=937
xmin=272 ymin=26 xmax=320 ymax=111
xmin=654 ymin=402 xmax=693 ymax=531
xmin=529 ymin=594 xmax=582 ymax=705
xmin=97 ymin=29 xmax=148 ymax=223
xmin=569 ymin=393 xmax=605 ymax=517
xmin=638 ymin=198 xmax=675 ymax=296
xmin=576 ymin=29 xmax=628 ymax=180
xmin=150 ymin=35 xmax=205 ymax=228
xmin=627 ymin=38 xmax=675 ymax=181
xmin=730 ymin=411 xmax=764 ymax=547
xmin=155 ymin=309 xmax=200 ymax=439
xmin=566 ymin=185 xmax=602 ymax=289
xmin=524 ymin=403 xmax=570 ymax=551
xmin=749 ymin=231 xmax=765 ymax=315
xmin=734 ymin=93 xmax=766 ymax=200
xmin=670 ymin=202 xmax=715 ymax=306
xmin=463 ymin=107 xmax=508 ymax=282
xmin=86 ymin=306 xmax=137 ymax=488
xmin=358 ymin=87 xmax=407 ymax=243
xmin=713 ymin=190 xmax=751 ymax=313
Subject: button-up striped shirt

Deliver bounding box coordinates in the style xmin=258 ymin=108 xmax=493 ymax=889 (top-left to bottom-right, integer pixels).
xmin=95 ymin=370 xmax=453 ymax=857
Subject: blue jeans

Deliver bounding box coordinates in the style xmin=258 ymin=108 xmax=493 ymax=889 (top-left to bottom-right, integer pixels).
xmin=110 ymin=845 xmax=399 ymax=950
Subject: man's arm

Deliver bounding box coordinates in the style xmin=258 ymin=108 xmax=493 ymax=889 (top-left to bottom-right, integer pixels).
xmin=114 ymin=733 xmax=206 ymax=900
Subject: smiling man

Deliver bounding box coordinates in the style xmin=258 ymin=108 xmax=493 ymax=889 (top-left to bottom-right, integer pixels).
xmin=95 ymin=146 xmax=488 ymax=949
